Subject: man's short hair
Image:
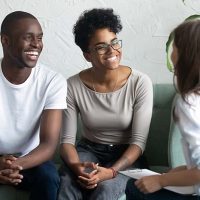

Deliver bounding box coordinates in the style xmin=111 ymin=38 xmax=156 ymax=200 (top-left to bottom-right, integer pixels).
xmin=1 ymin=11 xmax=37 ymax=35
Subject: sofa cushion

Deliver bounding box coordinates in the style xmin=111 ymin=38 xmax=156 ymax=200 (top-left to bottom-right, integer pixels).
xmin=144 ymin=84 xmax=176 ymax=171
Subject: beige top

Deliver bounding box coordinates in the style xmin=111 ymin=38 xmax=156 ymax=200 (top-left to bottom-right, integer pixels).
xmin=61 ymin=69 xmax=153 ymax=152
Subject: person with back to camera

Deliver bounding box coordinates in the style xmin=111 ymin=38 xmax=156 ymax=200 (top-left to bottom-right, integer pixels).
xmin=125 ymin=19 xmax=200 ymax=200
xmin=58 ymin=8 xmax=153 ymax=200
xmin=0 ymin=11 xmax=67 ymax=200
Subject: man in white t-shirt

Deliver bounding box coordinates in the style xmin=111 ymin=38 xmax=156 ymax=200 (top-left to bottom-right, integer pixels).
xmin=0 ymin=11 xmax=67 ymax=200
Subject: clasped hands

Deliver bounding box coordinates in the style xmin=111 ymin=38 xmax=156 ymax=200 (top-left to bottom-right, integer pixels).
xmin=0 ymin=155 xmax=23 ymax=185
xmin=73 ymin=162 xmax=113 ymax=189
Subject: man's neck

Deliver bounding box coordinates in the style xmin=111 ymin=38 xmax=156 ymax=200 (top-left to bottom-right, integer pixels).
xmin=1 ymin=58 xmax=32 ymax=84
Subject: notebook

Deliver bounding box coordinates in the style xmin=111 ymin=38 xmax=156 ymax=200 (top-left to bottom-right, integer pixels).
xmin=120 ymin=169 xmax=195 ymax=195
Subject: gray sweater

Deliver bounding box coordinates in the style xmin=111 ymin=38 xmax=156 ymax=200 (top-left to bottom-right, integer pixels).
xmin=61 ymin=69 xmax=153 ymax=152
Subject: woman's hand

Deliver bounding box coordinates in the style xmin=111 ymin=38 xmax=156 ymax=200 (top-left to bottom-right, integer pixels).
xmin=71 ymin=161 xmax=97 ymax=177
xmin=78 ymin=166 xmax=114 ymax=189
xmin=135 ymin=175 xmax=163 ymax=194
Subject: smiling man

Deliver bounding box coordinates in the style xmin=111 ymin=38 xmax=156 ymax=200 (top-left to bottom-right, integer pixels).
xmin=0 ymin=11 xmax=67 ymax=200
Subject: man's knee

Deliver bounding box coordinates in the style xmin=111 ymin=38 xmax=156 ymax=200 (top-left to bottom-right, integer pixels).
xmin=40 ymin=169 xmax=59 ymax=185
xmin=36 ymin=162 xmax=60 ymax=188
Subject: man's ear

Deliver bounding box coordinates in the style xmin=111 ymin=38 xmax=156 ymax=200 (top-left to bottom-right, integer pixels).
xmin=1 ymin=34 xmax=10 ymax=46
xmin=83 ymin=52 xmax=91 ymax=62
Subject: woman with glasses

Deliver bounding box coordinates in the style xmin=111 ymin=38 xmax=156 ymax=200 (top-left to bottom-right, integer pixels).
xmin=125 ymin=20 xmax=200 ymax=200
xmin=58 ymin=8 xmax=153 ymax=200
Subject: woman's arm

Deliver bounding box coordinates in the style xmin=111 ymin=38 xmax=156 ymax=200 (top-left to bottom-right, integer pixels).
xmin=112 ymin=144 xmax=142 ymax=171
xmin=98 ymin=75 xmax=153 ymax=179
xmin=135 ymin=167 xmax=200 ymax=194
xmin=111 ymin=75 xmax=153 ymax=172
xmin=136 ymin=95 xmax=200 ymax=194
xmin=161 ymin=167 xmax=200 ymax=186
xmin=60 ymin=143 xmax=96 ymax=177
xmin=60 ymin=80 xmax=96 ymax=179
xmin=168 ymin=165 xmax=187 ymax=173
xmin=60 ymin=143 xmax=80 ymax=174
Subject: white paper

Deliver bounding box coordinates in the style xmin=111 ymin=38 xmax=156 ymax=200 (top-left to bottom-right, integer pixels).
xmin=120 ymin=169 xmax=195 ymax=195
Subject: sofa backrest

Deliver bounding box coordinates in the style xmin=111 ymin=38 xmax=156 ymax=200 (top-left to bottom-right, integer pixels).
xmin=144 ymin=84 xmax=176 ymax=170
xmin=168 ymin=95 xmax=186 ymax=168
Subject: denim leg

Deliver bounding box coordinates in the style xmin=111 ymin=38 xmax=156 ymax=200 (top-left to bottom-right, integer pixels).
xmin=89 ymin=174 xmax=130 ymax=200
xmin=58 ymin=139 xmax=147 ymax=200
xmin=58 ymin=146 xmax=99 ymax=200
xmin=125 ymin=179 xmax=198 ymax=200
xmin=17 ymin=161 xmax=59 ymax=200
xmin=58 ymin=164 xmax=83 ymax=200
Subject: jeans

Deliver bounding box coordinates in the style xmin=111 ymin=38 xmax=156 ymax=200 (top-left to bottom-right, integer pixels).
xmin=16 ymin=161 xmax=60 ymax=200
xmin=125 ymin=179 xmax=199 ymax=200
xmin=58 ymin=138 xmax=147 ymax=200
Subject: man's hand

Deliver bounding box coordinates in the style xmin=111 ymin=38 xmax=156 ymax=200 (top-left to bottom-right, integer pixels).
xmin=0 ymin=155 xmax=22 ymax=171
xmin=0 ymin=155 xmax=23 ymax=185
xmin=0 ymin=169 xmax=23 ymax=185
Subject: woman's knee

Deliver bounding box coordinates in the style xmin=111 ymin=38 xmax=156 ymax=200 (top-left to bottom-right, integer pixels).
xmin=90 ymin=180 xmax=124 ymax=200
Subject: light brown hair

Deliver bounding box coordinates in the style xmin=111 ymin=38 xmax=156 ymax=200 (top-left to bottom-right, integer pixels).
xmin=173 ymin=20 xmax=200 ymax=100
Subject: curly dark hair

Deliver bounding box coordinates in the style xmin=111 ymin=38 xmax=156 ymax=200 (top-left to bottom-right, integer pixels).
xmin=73 ymin=8 xmax=122 ymax=52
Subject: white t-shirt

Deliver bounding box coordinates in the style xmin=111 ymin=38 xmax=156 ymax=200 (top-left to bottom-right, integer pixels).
xmin=175 ymin=93 xmax=200 ymax=195
xmin=0 ymin=62 xmax=67 ymax=156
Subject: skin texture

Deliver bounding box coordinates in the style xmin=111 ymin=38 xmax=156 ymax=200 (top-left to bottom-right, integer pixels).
xmin=171 ymin=43 xmax=178 ymax=67
xmin=0 ymin=17 xmax=62 ymax=185
xmin=61 ymin=28 xmax=142 ymax=189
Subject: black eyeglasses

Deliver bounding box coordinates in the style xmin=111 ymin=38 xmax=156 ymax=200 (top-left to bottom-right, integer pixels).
xmin=92 ymin=39 xmax=122 ymax=55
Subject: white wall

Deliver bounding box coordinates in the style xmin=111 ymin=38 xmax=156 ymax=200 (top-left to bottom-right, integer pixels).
xmin=0 ymin=0 xmax=198 ymax=83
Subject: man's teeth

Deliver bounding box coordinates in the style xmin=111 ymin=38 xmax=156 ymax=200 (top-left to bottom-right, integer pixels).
xmin=25 ymin=51 xmax=39 ymax=56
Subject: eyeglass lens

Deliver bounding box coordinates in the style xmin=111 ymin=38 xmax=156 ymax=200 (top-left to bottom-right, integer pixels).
xmin=95 ymin=40 xmax=122 ymax=54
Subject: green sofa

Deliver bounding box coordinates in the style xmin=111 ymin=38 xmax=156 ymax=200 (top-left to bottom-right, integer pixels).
xmin=145 ymin=85 xmax=185 ymax=172
xmin=0 ymin=84 xmax=185 ymax=200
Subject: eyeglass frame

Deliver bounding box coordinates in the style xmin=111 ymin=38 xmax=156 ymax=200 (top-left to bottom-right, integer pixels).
xmin=88 ymin=39 xmax=122 ymax=55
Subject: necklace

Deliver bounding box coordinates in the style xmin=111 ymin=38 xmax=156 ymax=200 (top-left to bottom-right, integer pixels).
xmin=92 ymin=68 xmax=119 ymax=92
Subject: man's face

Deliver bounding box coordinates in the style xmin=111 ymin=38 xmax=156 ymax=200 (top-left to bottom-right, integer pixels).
xmin=4 ymin=18 xmax=43 ymax=68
